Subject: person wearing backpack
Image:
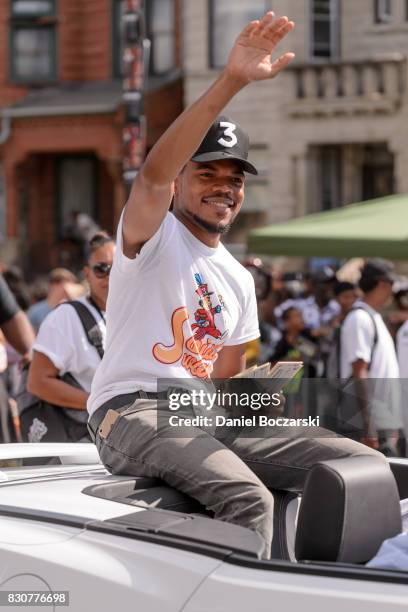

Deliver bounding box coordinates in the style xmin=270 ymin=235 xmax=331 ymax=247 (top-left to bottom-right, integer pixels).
xmin=339 ymin=260 xmax=403 ymax=456
xmin=24 ymin=233 xmax=115 ymax=443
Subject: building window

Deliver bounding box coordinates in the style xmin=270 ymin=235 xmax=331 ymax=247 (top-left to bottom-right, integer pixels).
xmin=311 ymin=0 xmax=340 ymax=60
xmin=57 ymin=156 xmax=98 ymax=237
xmin=112 ymin=0 xmax=125 ymax=78
xmin=375 ymin=0 xmax=392 ymax=23
xmin=318 ymin=146 xmax=343 ymax=210
xmin=11 ymin=0 xmax=55 ymax=16
xmin=362 ymin=144 xmax=394 ymax=201
xmin=113 ymin=0 xmax=176 ymax=78
xmin=209 ymin=0 xmax=268 ymax=69
xmin=9 ymin=0 xmax=57 ymax=83
xmin=146 ymin=0 xmax=176 ymax=75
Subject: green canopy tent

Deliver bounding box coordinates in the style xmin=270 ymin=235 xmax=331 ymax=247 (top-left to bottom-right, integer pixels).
xmin=247 ymin=194 xmax=408 ymax=261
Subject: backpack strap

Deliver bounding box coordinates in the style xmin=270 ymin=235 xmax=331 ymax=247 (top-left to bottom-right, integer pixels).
xmin=64 ymin=300 xmax=104 ymax=359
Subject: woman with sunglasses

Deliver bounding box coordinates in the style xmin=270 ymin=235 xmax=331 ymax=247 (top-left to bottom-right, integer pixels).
xmin=27 ymin=233 xmax=115 ymax=442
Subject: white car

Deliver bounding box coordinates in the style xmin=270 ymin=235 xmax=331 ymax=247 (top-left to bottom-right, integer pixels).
xmin=0 ymin=443 xmax=407 ymax=611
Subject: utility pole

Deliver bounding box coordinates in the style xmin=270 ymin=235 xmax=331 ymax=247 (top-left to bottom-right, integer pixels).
xmin=122 ymin=0 xmax=151 ymax=188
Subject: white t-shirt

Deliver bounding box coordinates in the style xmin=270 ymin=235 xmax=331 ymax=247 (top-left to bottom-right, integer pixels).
xmin=34 ymin=296 xmax=106 ymax=393
xmin=88 ymin=211 xmax=260 ymax=416
xmin=340 ymin=301 xmax=401 ymax=429
xmin=397 ymin=321 xmax=408 ymax=379
xmin=396 ymin=321 xmax=408 ymax=436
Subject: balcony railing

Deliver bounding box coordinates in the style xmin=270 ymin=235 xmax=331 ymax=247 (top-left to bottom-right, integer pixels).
xmin=287 ymin=54 xmax=406 ymax=117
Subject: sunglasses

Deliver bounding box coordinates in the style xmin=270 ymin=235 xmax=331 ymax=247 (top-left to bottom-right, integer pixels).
xmin=91 ymin=262 xmax=112 ymax=278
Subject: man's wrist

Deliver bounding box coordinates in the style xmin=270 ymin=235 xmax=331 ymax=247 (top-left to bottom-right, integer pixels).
xmin=219 ymin=68 xmax=249 ymax=94
xmin=80 ymin=392 xmax=90 ymax=410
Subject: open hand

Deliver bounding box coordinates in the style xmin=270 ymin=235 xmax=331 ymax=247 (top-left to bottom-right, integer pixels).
xmin=225 ymin=12 xmax=295 ymax=86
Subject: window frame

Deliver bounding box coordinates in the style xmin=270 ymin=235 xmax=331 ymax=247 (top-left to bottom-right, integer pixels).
xmin=9 ymin=0 xmax=58 ymax=84
xmin=319 ymin=145 xmax=343 ymax=211
xmin=208 ymin=0 xmax=269 ymax=70
xmin=112 ymin=0 xmax=176 ymax=79
xmin=310 ymin=0 xmax=341 ymax=61
xmin=11 ymin=0 xmax=56 ymax=18
xmin=374 ymin=0 xmax=393 ymax=24
xmin=145 ymin=0 xmax=176 ymax=76
xmin=112 ymin=0 xmax=124 ymax=79
xmin=56 ymin=154 xmax=99 ymax=240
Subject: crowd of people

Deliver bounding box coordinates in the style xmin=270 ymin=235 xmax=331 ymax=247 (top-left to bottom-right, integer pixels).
xmin=0 ymin=221 xmax=406 ymax=461
xmin=249 ymin=261 xmax=401 ymax=368
xmin=0 ymin=236 xmax=407 ymax=458
xmin=0 ymin=231 xmax=113 ymax=443
xmin=247 ymin=258 xmax=408 ymax=456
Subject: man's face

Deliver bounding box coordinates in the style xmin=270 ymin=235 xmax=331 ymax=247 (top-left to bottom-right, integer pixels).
xmin=286 ymin=309 xmax=305 ymax=333
xmin=315 ymin=283 xmax=332 ymax=308
xmin=378 ymin=279 xmax=394 ymax=307
xmin=337 ymin=289 xmax=356 ymax=314
xmin=173 ymin=159 xmax=245 ymax=236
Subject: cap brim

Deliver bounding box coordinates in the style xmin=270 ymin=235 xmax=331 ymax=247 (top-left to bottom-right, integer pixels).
xmin=191 ymin=151 xmax=258 ymax=175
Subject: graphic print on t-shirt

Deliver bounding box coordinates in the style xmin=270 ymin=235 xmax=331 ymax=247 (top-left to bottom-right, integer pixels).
xmin=152 ymin=273 xmax=228 ymax=379
xmin=191 ymin=273 xmax=225 ymax=341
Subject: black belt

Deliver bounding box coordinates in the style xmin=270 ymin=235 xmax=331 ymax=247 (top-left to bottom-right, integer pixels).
xmin=88 ymin=390 xmax=169 ymax=442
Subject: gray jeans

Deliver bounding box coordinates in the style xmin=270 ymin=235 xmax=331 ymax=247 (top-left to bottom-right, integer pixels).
xmin=91 ymin=396 xmax=384 ymax=559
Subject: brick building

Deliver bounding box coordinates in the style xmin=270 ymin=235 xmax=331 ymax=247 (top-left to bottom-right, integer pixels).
xmin=0 ymin=0 xmax=183 ymax=274
xmin=183 ymin=0 xmax=408 ymax=253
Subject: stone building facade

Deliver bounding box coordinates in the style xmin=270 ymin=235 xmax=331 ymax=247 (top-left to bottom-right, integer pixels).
xmin=183 ymin=0 xmax=408 ymax=249
xmin=0 ymin=0 xmax=183 ymax=273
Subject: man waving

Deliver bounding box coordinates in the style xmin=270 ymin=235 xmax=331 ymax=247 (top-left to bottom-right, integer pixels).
xmin=88 ymin=13 xmax=382 ymax=559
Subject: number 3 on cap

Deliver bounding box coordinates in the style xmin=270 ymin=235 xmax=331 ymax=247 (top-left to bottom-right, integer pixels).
xmin=218 ymin=121 xmax=238 ymax=148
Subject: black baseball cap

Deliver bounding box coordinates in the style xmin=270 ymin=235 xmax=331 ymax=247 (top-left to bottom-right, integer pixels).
xmin=191 ymin=116 xmax=258 ymax=175
xmin=312 ymin=266 xmax=337 ymax=284
xmin=359 ymin=259 xmax=397 ymax=285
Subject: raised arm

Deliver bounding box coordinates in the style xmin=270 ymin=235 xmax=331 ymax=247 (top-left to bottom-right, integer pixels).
xmin=123 ymin=12 xmax=295 ymax=258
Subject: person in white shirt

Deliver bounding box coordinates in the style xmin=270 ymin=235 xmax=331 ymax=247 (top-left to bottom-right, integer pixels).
xmin=340 ymin=259 xmax=403 ymax=456
xmin=397 ymin=321 xmax=408 ymax=379
xmin=88 ymin=13 xmax=383 ymax=560
xmin=390 ymin=284 xmax=408 ymax=379
xmin=397 ymin=320 xmax=408 ymax=445
xmin=27 ymin=234 xmax=115 ymax=439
